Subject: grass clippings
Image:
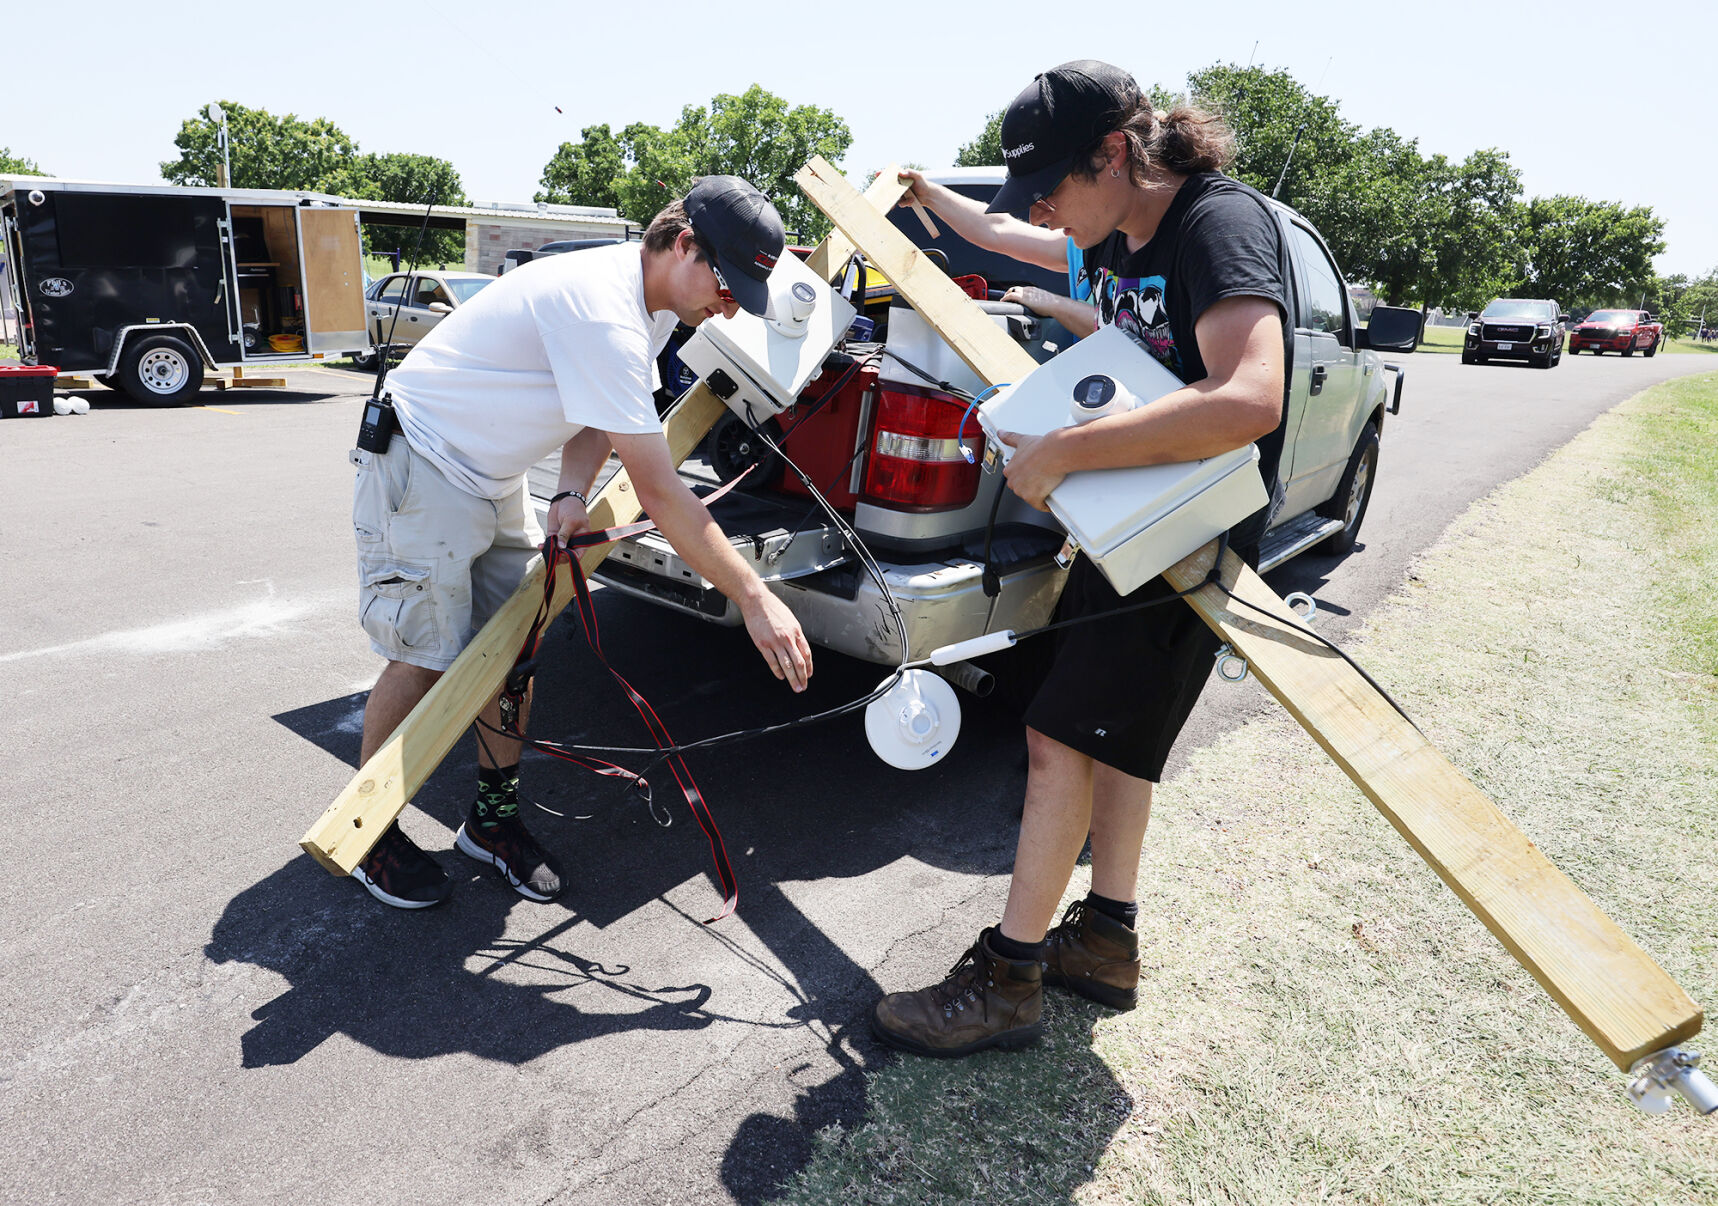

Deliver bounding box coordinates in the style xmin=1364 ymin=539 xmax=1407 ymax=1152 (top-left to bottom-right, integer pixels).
xmin=775 ymin=372 xmax=1718 ymax=1206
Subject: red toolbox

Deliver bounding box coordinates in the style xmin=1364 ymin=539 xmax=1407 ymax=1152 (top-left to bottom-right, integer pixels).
xmin=0 ymin=365 xmax=58 ymax=418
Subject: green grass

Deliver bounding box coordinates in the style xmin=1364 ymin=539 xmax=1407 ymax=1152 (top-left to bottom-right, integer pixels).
xmin=774 ymin=372 xmax=1718 ymax=1206
xmin=1663 ymin=336 xmax=1718 ymax=354
xmin=1416 ymin=324 xmax=1466 ymax=354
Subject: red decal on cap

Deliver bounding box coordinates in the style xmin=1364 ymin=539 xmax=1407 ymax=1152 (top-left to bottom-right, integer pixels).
xmin=754 ymin=250 xmax=778 ymax=270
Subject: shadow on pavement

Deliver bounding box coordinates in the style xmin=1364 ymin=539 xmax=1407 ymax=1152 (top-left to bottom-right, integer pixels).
xmin=225 ymin=587 xmax=1047 ymax=1195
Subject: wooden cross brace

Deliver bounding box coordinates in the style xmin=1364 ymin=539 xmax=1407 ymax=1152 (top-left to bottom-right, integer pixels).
xmin=790 ymin=156 xmax=1701 ymax=1073
xmin=299 ymin=169 xmax=912 ymax=878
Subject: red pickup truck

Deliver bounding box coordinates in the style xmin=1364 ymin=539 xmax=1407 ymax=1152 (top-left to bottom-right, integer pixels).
xmin=1568 ymin=309 xmax=1663 ymax=357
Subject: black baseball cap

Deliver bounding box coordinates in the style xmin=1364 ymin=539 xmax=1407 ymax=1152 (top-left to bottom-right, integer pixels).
xmin=684 ymin=175 xmax=786 ymax=318
xmin=988 ymin=60 xmax=1143 ymax=220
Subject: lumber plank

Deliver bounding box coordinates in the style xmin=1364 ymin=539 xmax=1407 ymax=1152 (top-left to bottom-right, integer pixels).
xmin=794 ymin=155 xmax=1702 ymax=1070
xmin=301 ymin=169 xmax=912 ymax=876
xmin=1165 ymin=545 xmax=1701 ymax=1069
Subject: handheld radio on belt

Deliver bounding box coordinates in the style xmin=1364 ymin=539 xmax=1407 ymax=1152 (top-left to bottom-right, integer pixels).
xmin=355 ymin=190 xmax=441 ymax=453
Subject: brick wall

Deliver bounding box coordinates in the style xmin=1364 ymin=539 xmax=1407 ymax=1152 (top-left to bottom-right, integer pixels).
xmin=465 ymin=221 xmax=632 ymax=274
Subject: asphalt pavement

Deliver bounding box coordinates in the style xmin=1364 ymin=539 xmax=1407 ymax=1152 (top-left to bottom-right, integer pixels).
xmin=1 ymin=351 xmax=1710 ymax=1206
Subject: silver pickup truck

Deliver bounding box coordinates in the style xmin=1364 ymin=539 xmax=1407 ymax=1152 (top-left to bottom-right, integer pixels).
xmin=567 ymin=170 xmax=1411 ymax=668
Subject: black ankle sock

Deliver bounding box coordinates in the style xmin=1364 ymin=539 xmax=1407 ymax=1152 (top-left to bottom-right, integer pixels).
xmin=474 ymin=764 xmax=520 ymax=828
xmin=1086 ymin=891 xmax=1138 ymax=928
xmin=989 ymin=928 xmax=1044 ymax=962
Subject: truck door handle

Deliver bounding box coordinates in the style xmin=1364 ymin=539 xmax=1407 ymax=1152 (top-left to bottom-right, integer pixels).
xmin=1310 ymin=364 xmax=1327 ymax=396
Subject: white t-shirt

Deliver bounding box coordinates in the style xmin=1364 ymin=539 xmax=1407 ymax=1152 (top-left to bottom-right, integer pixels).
xmin=389 ymin=243 xmax=681 ymax=500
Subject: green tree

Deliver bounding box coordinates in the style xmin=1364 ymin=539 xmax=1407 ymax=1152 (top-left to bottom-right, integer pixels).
xmin=0 ymin=147 xmax=46 ymax=175
xmin=686 ymin=85 xmax=852 ymax=238
xmin=330 ymin=151 xmax=470 ymax=267
xmin=537 ymin=123 xmax=625 ymax=209
xmin=1671 ymin=269 xmax=1718 ymax=337
xmin=954 ymin=111 xmax=1003 ymax=166
xmin=161 ymin=101 xmax=359 ymax=190
xmin=1173 ymin=63 xmax=1529 ymax=314
xmin=1520 ymin=195 xmax=1666 ymax=310
xmin=540 ymin=86 xmax=852 ymax=238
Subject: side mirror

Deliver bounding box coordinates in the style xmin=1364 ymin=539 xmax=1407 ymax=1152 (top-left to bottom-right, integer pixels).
xmin=1364 ymin=305 xmax=1420 ymax=352
xmin=427 ymin=301 xmax=453 ymax=315
xmin=1466 ymin=311 xmax=1480 ymax=323
xmin=1558 ymin=314 xmax=1572 ymax=325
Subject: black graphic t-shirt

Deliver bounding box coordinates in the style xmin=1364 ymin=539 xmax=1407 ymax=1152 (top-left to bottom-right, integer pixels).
xmin=1081 ymin=172 xmax=1293 ymax=528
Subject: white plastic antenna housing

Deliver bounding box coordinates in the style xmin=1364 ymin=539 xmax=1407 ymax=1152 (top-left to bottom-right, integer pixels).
xmin=677 ymin=254 xmax=856 ymax=417
xmin=865 ymin=670 xmax=961 ymax=770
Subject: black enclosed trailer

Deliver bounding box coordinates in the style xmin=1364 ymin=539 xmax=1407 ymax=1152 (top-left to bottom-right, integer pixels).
xmin=1 ymin=178 xmax=366 ymax=403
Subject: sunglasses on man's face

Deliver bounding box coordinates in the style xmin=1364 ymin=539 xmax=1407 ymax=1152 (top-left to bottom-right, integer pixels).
xmin=693 ymin=234 xmax=736 ymax=304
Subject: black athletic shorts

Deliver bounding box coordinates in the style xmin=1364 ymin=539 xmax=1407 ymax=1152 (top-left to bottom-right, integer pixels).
xmin=1016 ymin=541 xmax=1259 ymax=782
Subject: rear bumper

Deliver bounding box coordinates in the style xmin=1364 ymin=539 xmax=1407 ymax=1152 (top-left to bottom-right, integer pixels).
xmin=595 ymin=544 xmax=1066 ymax=666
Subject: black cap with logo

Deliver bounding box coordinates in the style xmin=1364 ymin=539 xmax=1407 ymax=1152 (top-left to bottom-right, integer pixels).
xmin=684 ymin=175 xmax=786 ymax=318
xmin=987 ymin=60 xmax=1143 ymax=220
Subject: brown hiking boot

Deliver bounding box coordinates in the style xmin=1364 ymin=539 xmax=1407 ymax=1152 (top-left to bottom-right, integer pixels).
xmin=1041 ymin=899 xmax=1140 ymax=1010
xmin=871 ymin=929 xmax=1044 ymax=1058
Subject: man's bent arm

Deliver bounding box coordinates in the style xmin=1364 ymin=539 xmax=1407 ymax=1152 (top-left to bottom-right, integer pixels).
xmin=609 ymin=429 xmax=813 ymax=690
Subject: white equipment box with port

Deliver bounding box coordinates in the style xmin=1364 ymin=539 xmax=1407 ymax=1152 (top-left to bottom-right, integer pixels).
xmin=977 ymin=323 xmax=1268 ymax=595
xmin=678 ymin=251 xmax=857 ymax=420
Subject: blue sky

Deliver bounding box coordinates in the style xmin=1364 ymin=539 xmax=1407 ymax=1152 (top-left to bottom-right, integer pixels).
xmin=18 ymin=0 xmax=1716 ymax=277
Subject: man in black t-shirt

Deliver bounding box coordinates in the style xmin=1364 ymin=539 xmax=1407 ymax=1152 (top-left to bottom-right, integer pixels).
xmin=878 ymin=61 xmax=1291 ymax=1059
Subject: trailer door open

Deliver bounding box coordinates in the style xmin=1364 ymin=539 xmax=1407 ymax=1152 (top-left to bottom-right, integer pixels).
xmin=299 ymin=208 xmax=365 ymax=355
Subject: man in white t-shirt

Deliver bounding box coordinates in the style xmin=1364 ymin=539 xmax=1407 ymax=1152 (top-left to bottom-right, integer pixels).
xmin=347 ymin=176 xmax=813 ymax=910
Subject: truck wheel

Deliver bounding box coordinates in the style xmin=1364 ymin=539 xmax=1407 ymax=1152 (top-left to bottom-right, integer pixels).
xmin=351 ymin=346 xmax=379 ymax=370
xmin=1317 ymin=423 xmax=1379 ymax=556
xmin=1622 ymin=343 xmax=1635 ymax=357
xmin=117 ymin=334 xmax=204 ymax=405
xmin=1644 ymin=337 xmax=1659 ymax=358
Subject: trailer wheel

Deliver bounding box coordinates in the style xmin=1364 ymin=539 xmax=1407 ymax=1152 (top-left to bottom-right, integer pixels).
xmin=118 ymin=334 xmax=204 ymax=405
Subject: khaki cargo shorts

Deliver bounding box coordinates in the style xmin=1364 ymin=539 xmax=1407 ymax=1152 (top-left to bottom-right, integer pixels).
xmin=350 ymin=440 xmax=543 ymax=672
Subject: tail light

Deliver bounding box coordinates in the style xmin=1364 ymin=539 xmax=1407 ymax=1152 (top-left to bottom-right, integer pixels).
xmin=861 ymin=383 xmax=981 ymax=512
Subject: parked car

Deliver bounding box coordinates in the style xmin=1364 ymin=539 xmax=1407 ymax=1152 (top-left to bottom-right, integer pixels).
xmin=353 ymin=270 xmax=493 ymax=368
xmin=582 ymin=169 xmax=1410 ymax=671
xmin=1568 ymin=309 xmax=1663 ymax=357
xmin=1461 ymin=298 xmax=1569 ymax=368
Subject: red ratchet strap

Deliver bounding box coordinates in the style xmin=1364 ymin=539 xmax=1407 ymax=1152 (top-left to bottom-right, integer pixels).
xmin=499 ymin=474 xmax=751 ymax=922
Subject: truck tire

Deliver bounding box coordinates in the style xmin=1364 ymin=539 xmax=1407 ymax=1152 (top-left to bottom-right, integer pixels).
xmin=1644 ymin=337 xmax=1659 ymax=358
xmin=1317 ymin=423 xmax=1379 ymax=556
xmin=117 ymin=334 xmax=204 ymax=405
xmin=1622 ymin=343 xmax=1635 ymax=357
xmin=351 ymin=346 xmax=379 ymax=370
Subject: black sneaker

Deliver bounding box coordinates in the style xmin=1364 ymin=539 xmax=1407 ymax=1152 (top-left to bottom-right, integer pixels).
xmin=352 ymin=822 xmax=452 ymax=909
xmin=456 ymin=816 xmax=564 ymax=901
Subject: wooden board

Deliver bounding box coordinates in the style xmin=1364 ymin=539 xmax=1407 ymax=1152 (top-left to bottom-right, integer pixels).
xmin=301 ymin=168 xmax=912 ymax=877
xmin=300 ymin=208 xmax=365 ymax=336
xmin=211 ymin=375 xmax=287 ymax=390
xmin=792 ymin=154 xmax=1702 ymax=1071
xmin=54 ymin=376 xmax=98 ymax=390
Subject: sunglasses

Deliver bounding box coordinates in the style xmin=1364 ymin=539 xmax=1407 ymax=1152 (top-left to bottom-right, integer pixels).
xmin=692 ymin=233 xmax=736 ymax=305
